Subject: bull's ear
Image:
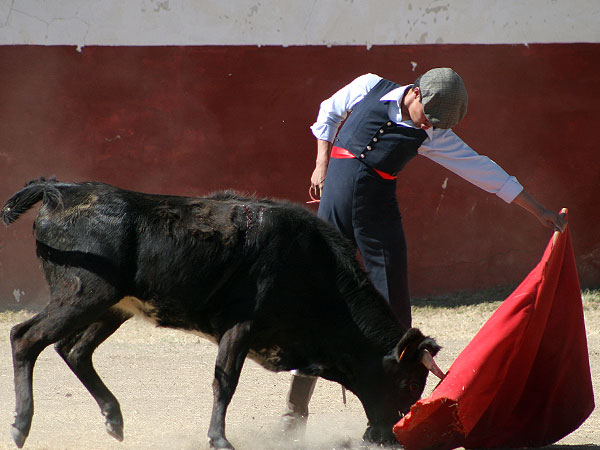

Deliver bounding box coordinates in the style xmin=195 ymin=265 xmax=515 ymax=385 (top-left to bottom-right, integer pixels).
xmin=393 ymin=329 xmax=442 ymax=364
xmin=418 ymin=337 xmax=441 ymax=358
xmin=393 ymin=328 xmax=426 ymax=363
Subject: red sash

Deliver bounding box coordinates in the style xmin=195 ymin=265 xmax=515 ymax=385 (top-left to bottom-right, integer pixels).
xmin=330 ymin=146 xmax=397 ymax=180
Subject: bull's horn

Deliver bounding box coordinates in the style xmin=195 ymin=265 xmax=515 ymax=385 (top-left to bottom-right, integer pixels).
xmin=421 ymin=349 xmax=446 ymax=380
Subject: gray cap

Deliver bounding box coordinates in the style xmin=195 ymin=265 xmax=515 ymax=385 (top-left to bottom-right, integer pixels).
xmin=419 ymin=68 xmax=468 ymax=129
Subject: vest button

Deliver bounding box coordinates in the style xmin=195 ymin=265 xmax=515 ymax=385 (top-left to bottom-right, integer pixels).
xmin=379 ymin=129 xmax=385 ymax=134
xmin=366 ymin=145 xmax=372 ymax=151
xmin=372 ymin=137 xmax=378 ymax=142
xmin=387 ymin=121 xmax=392 ymax=126
xmin=360 ymin=154 xmax=365 ymax=159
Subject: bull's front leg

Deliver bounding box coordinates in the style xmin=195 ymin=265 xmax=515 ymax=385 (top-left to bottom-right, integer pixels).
xmin=207 ymin=321 xmax=252 ymax=450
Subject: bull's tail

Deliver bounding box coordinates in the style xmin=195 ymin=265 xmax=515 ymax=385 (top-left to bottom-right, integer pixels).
xmin=1 ymin=178 xmax=63 ymax=225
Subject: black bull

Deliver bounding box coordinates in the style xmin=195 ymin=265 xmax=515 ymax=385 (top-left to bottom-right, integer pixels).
xmin=1 ymin=179 xmax=442 ymax=450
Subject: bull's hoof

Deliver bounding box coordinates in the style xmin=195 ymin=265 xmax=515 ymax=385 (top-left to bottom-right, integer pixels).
xmin=105 ymin=420 xmax=124 ymax=442
xmin=11 ymin=425 xmax=27 ymax=449
xmin=279 ymin=411 xmax=308 ymax=438
xmin=208 ymin=436 xmax=235 ymax=450
xmin=362 ymin=425 xmax=400 ymax=448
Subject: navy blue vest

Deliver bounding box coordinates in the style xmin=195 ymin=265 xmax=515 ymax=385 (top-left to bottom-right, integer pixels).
xmin=335 ymin=79 xmax=428 ymax=175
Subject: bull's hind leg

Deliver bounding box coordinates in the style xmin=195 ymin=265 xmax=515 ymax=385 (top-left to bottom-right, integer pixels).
xmin=54 ymin=309 xmax=130 ymax=441
xmin=10 ymin=291 xmax=120 ymax=448
xmin=208 ymin=321 xmax=253 ymax=450
xmin=9 ymin=314 xmax=44 ymax=448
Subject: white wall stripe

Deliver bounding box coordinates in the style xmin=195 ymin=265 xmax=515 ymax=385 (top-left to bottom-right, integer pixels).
xmin=1 ymin=0 xmax=598 ymax=46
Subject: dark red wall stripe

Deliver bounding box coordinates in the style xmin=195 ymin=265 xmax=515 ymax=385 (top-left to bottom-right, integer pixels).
xmin=0 ymin=44 xmax=598 ymax=305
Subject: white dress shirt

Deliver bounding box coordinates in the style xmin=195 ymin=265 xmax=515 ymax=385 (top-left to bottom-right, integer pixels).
xmin=310 ymin=73 xmax=523 ymax=203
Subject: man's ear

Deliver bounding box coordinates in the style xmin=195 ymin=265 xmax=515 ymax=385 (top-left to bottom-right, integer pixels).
xmin=412 ymin=86 xmax=421 ymax=99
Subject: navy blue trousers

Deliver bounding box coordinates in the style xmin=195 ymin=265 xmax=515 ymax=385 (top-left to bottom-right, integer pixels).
xmin=318 ymin=156 xmax=411 ymax=329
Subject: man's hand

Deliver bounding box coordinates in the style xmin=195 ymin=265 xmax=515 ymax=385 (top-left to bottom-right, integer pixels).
xmin=538 ymin=209 xmax=567 ymax=233
xmin=513 ymin=190 xmax=568 ymax=233
xmin=310 ymin=163 xmax=328 ymax=200
xmin=309 ymin=140 xmax=333 ymax=202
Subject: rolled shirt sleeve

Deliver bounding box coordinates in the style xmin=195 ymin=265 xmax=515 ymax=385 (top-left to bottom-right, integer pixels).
xmin=419 ymin=128 xmax=524 ymax=203
xmin=310 ymin=73 xmax=382 ymax=142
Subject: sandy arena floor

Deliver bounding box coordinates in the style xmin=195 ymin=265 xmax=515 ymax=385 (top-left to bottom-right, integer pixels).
xmin=0 ymin=296 xmax=598 ymax=450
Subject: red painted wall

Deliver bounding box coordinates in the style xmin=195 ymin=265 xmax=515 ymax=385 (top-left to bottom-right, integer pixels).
xmin=0 ymin=44 xmax=598 ymax=307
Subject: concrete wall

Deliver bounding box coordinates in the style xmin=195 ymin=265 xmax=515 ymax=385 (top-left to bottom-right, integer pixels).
xmin=1 ymin=1 xmax=599 ymax=307
xmin=1 ymin=1 xmax=598 ymax=46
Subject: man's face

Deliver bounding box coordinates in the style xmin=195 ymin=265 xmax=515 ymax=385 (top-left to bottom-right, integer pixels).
xmin=408 ymin=87 xmax=433 ymax=130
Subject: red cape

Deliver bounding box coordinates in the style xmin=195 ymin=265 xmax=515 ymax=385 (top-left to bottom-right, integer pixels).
xmin=393 ymin=212 xmax=594 ymax=449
